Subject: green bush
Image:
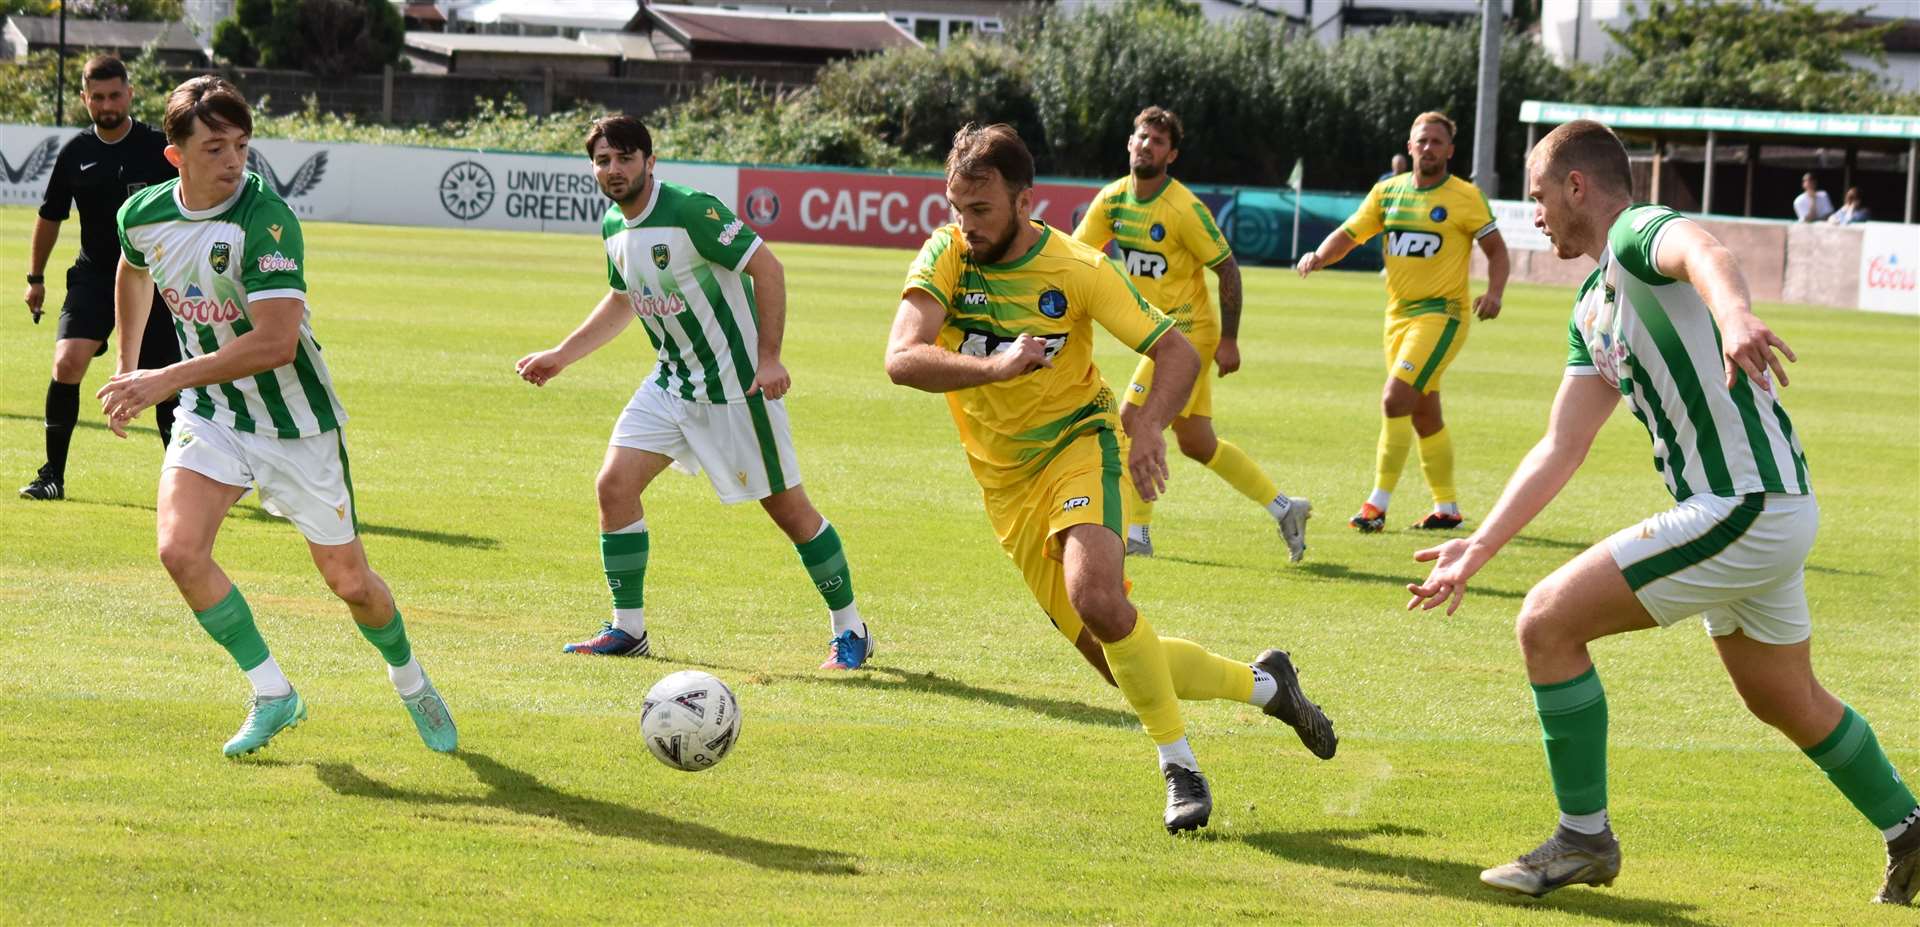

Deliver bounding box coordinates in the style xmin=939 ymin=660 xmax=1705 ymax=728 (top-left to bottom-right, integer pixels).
xmin=814 ymin=39 xmax=1039 ymax=169
xmin=651 ymin=81 xmax=916 ymax=168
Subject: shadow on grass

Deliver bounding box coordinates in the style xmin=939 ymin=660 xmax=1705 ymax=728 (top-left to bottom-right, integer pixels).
xmin=48 ymin=495 xmax=499 ymax=551
xmin=235 ymin=505 xmax=501 ymax=550
xmin=1235 ymin=824 xmax=1706 ymax=926
xmin=689 ymin=660 xmax=1139 ymax=731
xmin=1295 ymin=561 xmax=1526 ymax=601
xmin=303 ymin=750 xmax=858 ymax=875
xmin=0 ymin=410 xmax=162 ymax=439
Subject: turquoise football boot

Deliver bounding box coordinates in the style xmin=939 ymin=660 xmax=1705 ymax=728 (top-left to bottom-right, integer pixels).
xmin=223 ymin=689 xmax=307 ymax=757
xmin=401 ymin=675 xmax=458 ymax=753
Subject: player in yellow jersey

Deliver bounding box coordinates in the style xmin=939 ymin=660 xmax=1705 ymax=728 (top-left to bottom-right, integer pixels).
xmin=1073 ymin=107 xmax=1310 ymax=562
xmin=1297 ymin=111 xmax=1510 ymax=533
xmin=886 ymin=124 xmax=1337 ymax=835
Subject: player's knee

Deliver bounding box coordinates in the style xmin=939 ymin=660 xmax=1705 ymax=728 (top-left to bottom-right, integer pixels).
xmin=1175 ymin=433 xmax=1214 ymax=461
xmin=322 ymin=565 xmax=378 ymax=607
xmin=51 ymin=355 xmax=89 ymax=383
xmin=1514 ymin=593 xmax=1567 ymax=662
xmin=1069 ymin=590 xmax=1130 ymax=641
xmin=595 ymin=470 xmax=637 ymax=510
xmin=1381 ymin=391 xmax=1416 ymax=418
xmin=156 ymin=537 xmax=211 ymax=584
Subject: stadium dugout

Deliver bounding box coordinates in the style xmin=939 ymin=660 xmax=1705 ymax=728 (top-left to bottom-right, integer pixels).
xmin=1521 ymin=100 xmax=1920 ymax=224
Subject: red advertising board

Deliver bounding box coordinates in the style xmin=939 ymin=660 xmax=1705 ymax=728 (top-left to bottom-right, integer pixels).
xmin=735 ymin=167 xmax=1104 ymax=250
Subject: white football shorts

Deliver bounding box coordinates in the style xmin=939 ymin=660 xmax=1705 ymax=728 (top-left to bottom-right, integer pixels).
xmin=609 ymin=380 xmax=802 ymax=504
xmin=164 ymin=411 xmax=359 ymax=546
xmin=1606 ymin=492 xmax=1818 ymax=645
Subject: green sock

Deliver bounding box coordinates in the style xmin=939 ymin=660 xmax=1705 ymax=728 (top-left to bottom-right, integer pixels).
xmin=356 ymin=611 xmax=413 ymax=668
xmin=1533 ymin=665 xmax=1609 ymax=816
xmin=194 ymin=585 xmax=271 ymax=672
xmin=602 ymin=528 xmax=649 ymax=609
xmin=1804 ymin=706 xmax=1919 ymax=830
xmin=795 ymin=521 xmax=854 ymax=611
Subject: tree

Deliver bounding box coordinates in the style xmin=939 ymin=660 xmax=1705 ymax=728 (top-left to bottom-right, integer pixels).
xmin=1576 ymin=0 xmax=1910 ymax=114
xmin=212 ymin=0 xmax=404 ymax=77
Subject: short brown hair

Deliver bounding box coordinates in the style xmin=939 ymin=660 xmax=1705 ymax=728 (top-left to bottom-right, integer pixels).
xmin=1411 ymin=111 xmax=1456 ymax=139
xmin=1133 ymin=106 xmax=1183 ymax=149
xmin=163 ymin=76 xmax=252 ymax=146
xmin=82 ymin=55 xmax=128 ymax=85
xmin=945 ymin=123 xmax=1033 ymax=193
xmin=1528 ymin=119 xmax=1631 ymax=196
xmin=585 ymin=114 xmax=653 ymax=159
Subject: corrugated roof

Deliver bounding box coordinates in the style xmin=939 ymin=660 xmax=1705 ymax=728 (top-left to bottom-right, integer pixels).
xmin=403 ymin=32 xmax=618 ymax=57
xmin=7 ymin=16 xmax=202 ymax=52
xmin=644 ymin=3 xmax=918 ymax=54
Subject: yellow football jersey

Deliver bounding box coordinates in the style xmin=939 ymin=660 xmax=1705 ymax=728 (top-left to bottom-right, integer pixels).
xmin=1072 ymin=176 xmax=1232 ymax=341
xmin=1340 ymin=173 xmax=1496 ymax=320
xmin=903 ymin=222 xmax=1176 ymax=490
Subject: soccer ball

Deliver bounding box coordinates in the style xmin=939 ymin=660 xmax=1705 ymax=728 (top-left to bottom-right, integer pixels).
xmin=640 ymin=670 xmax=741 ymax=772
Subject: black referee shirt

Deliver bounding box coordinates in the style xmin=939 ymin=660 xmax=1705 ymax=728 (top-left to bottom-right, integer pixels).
xmin=38 ymin=119 xmax=176 ymax=275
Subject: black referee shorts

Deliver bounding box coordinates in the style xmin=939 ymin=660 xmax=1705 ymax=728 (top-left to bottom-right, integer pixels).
xmin=56 ymin=265 xmax=180 ymax=368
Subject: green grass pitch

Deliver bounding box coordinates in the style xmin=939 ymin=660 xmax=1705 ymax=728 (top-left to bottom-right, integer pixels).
xmin=2 ymin=205 xmax=1915 ymax=924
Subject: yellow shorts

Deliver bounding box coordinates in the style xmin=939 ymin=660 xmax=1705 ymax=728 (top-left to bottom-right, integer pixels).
xmin=981 ymin=427 xmax=1127 ymax=644
xmin=1384 ymin=313 xmax=1468 ymax=395
xmin=1124 ymin=334 xmax=1217 ymax=420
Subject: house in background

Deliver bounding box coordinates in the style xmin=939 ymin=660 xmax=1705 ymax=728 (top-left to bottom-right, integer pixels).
xmin=2 ymin=16 xmax=211 ymax=66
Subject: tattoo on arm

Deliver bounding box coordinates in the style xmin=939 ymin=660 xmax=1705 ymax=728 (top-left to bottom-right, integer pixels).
xmin=1216 ymin=258 xmax=1242 ymax=338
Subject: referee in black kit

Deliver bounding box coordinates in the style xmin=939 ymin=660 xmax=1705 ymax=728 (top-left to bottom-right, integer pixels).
xmin=21 ymin=55 xmax=179 ymax=501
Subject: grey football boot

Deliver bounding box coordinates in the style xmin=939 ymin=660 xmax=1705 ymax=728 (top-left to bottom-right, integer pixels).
xmin=1878 ymin=819 xmax=1920 ymax=905
xmin=1481 ymin=825 xmax=1622 ymax=897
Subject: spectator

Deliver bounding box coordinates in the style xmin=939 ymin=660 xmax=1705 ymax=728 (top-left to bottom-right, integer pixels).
xmin=1380 ymin=153 xmax=1411 ymax=182
xmin=1828 ymin=187 xmax=1870 ymax=225
xmin=1793 ymin=172 xmax=1834 ymax=223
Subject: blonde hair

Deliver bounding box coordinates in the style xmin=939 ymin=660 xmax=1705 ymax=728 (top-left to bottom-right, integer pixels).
xmin=1528 ymin=119 xmax=1632 ymax=196
xmin=1411 ymin=111 xmax=1456 ymax=139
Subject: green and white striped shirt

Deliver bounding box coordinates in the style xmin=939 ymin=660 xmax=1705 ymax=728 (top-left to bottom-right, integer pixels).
xmin=117 ymin=173 xmax=346 ymax=438
xmin=604 ymin=181 xmax=764 ymax=404
xmin=1567 ymin=205 xmax=1809 ymax=502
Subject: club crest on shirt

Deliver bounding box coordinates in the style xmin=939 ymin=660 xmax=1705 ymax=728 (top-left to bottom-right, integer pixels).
xmin=1149 ymin=223 xmax=1165 ymax=242
xmin=652 ymin=243 xmax=670 ymax=269
xmin=1037 ymin=289 xmax=1068 ymax=319
xmin=209 ymin=242 xmax=231 ymax=274
xmin=1429 ymin=205 xmax=1448 ymax=222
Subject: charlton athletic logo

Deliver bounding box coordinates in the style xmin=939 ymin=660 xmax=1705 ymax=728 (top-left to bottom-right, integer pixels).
xmin=652 ymin=243 xmax=671 ymax=269
xmin=209 ymin=242 xmax=231 ymax=274
xmin=744 ymin=187 xmax=780 ymax=226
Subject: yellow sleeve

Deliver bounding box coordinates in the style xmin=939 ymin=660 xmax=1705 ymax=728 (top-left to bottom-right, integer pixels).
xmin=902 ymin=226 xmax=964 ymax=308
xmin=1085 ymin=257 xmax=1176 ymax=354
xmin=1177 ymin=192 xmax=1233 ymax=268
xmin=1339 ymin=182 xmax=1387 ymax=244
xmin=1461 ymin=184 xmax=1498 ymax=240
xmin=1071 ymin=193 xmax=1110 ymax=250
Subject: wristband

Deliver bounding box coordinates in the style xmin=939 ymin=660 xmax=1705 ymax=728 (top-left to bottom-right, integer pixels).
xmin=26 ymin=274 xmax=44 ymax=284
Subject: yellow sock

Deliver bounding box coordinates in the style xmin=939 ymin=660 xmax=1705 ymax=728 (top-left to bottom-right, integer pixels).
xmin=1162 ymin=637 xmax=1255 ymax=702
xmin=1204 ymin=440 xmax=1280 ymax=505
xmin=1417 ymin=425 xmax=1456 ymax=506
xmin=1124 ymin=471 xmax=1154 ymax=526
xmin=1375 ymin=415 xmax=1415 ymax=496
xmin=1099 ymin=613 xmax=1185 ymax=745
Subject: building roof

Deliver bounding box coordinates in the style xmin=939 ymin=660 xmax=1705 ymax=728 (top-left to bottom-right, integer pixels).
xmin=403 ymin=32 xmax=620 ymax=58
xmin=6 ymin=16 xmax=203 ymax=53
xmin=1522 ymin=100 xmax=1920 ymax=144
xmin=643 ymin=4 xmax=919 ymax=55
xmin=403 ymin=3 xmax=447 ymax=25
xmin=458 ymin=0 xmax=639 ymax=30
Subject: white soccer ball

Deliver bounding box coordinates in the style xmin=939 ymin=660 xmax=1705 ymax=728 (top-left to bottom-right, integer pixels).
xmin=640 ymin=670 xmax=741 ymax=772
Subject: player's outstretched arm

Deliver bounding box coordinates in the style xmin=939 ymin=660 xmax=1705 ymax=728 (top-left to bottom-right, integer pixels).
xmin=742 ymin=244 xmax=790 ymax=400
xmin=113 ymin=256 xmax=154 ymax=376
xmin=1653 ymin=219 xmax=1795 ymax=392
xmin=1295 ymin=229 xmax=1360 ymax=277
xmin=1127 ymin=329 xmax=1200 ymax=501
xmin=516 ymin=289 xmax=635 ymax=387
xmin=99 ymin=296 xmax=305 ymax=438
xmin=885 ymin=289 xmax=1048 ymax=393
xmin=1212 ymin=256 xmax=1245 ymax=376
xmin=1407 ymin=372 xmax=1618 ymax=615
xmin=1474 ymin=231 xmax=1509 ymax=320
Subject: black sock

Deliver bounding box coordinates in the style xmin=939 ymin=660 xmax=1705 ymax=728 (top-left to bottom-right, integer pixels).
xmin=42 ymin=380 xmax=80 ymax=483
xmin=155 ymin=397 xmax=178 ymax=448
